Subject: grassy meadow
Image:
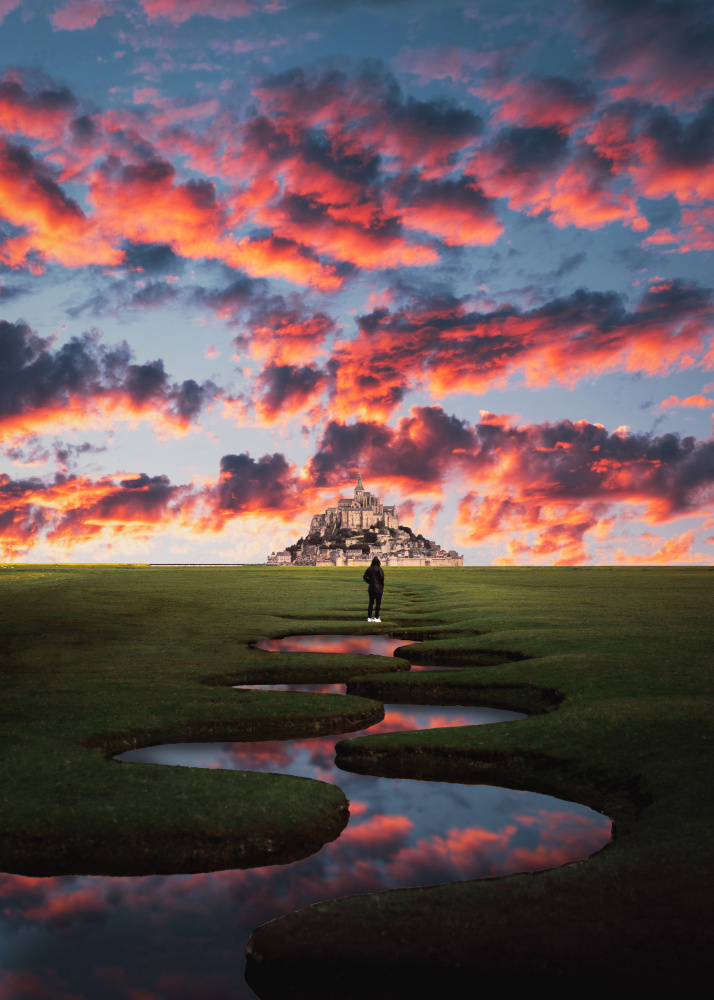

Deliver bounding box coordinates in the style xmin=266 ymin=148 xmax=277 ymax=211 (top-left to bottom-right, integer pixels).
xmin=1 ymin=564 xmax=712 ymax=991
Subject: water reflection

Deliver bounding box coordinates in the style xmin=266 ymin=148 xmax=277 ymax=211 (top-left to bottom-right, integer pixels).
xmin=1 ymin=717 xmax=609 ymax=1000
xmin=118 ymin=705 xmax=527 ymax=774
xmin=409 ymin=664 xmax=459 ymax=671
xmin=1 ymin=636 xmax=610 ymax=999
xmin=0 ymin=770 xmax=610 ymax=1000
xmin=252 ymin=634 xmax=417 ymax=656
xmin=0 ymin=720 xmax=610 ymax=1000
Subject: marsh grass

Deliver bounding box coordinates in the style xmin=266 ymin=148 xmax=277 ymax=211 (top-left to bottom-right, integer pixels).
xmin=2 ymin=565 xmax=712 ymax=987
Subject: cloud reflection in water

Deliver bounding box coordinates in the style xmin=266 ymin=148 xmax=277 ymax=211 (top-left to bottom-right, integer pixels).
xmin=1 ymin=704 xmax=609 ymax=1000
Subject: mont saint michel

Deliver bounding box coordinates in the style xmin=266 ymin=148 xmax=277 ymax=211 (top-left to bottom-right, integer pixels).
xmin=267 ymin=472 xmax=463 ymax=567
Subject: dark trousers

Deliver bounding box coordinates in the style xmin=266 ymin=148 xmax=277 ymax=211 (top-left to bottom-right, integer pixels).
xmin=368 ymin=589 xmax=382 ymax=618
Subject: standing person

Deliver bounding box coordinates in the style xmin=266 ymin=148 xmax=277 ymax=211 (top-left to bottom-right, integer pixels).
xmin=363 ymin=556 xmax=385 ymax=622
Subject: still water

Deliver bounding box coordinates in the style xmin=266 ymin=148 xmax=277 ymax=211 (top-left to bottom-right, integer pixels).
xmin=0 ymin=635 xmax=611 ymax=1000
xmin=252 ymin=633 xmax=417 ymax=656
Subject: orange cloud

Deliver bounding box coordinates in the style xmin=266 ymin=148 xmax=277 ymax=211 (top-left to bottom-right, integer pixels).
xmin=474 ymin=132 xmax=647 ymax=231
xmin=385 ymin=176 xmax=503 ymax=246
xmin=0 ymin=72 xmax=78 ymax=144
xmin=477 ymin=75 xmax=596 ymax=130
xmin=613 ymin=531 xmax=705 ymax=565
xmin=0 ymin=470 xmax=189 ymax=559
xmin=0 ymin=321 xmax=220 ymax=447
xmin=659 ymin=394 xmax=714 ymax=410
xmin=0 ymin=139 xmax=121 ymax=271
xmin=255 ymin=196 xmax=438 ymax=271
xmin=643 ymin=208 xmax=714 ymax=253
xmin=325 ymin=281 xmax=713 ymax=422
xmin=305 ymin=405 xmax=714 ymax=564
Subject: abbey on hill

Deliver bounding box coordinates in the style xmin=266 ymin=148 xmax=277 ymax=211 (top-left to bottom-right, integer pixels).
xmin=267 ymin=472 xmax=463 ymax=567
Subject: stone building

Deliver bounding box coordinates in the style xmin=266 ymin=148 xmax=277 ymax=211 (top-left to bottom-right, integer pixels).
xmin=309 ymin=471 xmax=399 ymax=533
xmin=267 ymin=472 xmax=463 ymax=567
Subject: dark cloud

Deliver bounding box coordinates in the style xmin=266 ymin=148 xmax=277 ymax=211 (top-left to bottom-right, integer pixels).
xmin=254 ymin=363 xmax=326 ymax=420
xmin=553 ymin=252 xmax=586 ymax=278
xmin=0 ymin=283 xmax=27 ymax=301
xmin=309 ymin=405 xmax=714 ymax=524
xmin=0 ymin=320 xmax=218 ymax=432
xmin=328 ymin=280 xmax=714 ymax=420
xmin=309 ymin=406 xmax=475 ymax=487
xmin=214 ymin=452 xmax=300 ymax=514
xmin=0 ymin=468 xmax=183 ymax=556
xmin=192 ymin=274 xmax=259 ymax=317
xmin=643 ymin=97 xmax=714 ymax=168
xmin=489 ymin=125 xmax=569 ymax=173
xmin=122 ymin=242 xmax=185 ymax=276
xmin=53 ymin=440 xmax=107 ymax=471
xmin=130 ymin=281 xmax=180 ymax=309
xmin=0 ymin=138 xmax=84 ymax=219
xmin=0 ymin=73 xmax=77 ymax=126
xmin=585 ymin=0 xmax=714 ymax=108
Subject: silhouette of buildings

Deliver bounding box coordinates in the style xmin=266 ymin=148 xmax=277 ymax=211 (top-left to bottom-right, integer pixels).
xmin=267 ymin=472 xmax=463 ymax=567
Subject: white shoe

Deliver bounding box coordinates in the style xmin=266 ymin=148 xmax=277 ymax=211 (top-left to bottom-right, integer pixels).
xmin=367 ymin=617 xmax=373 ymax=622
xmin=373 ymin=617 xmax=381 ymax=623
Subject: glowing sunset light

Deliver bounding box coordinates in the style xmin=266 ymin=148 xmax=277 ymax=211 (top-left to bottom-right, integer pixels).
xmin=0 ymin=0 xmax=711 ymax=564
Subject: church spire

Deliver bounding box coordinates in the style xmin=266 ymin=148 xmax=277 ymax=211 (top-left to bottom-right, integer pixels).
xmin=356 ymin=468 xmax=364 ymax=491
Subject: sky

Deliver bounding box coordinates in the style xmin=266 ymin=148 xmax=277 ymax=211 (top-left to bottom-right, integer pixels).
xmin=0 ymin=0 xmax=713 ymax=565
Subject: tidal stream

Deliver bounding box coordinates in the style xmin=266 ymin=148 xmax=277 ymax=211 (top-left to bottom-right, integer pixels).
xmin=0 ymin=634 xmax=612 ymax=1000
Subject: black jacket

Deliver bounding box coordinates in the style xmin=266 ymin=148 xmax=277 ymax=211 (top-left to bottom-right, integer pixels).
xmin=363 ymin=565 xmax=384 ymax=593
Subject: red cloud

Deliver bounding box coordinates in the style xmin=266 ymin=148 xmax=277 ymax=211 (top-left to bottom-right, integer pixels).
xmin=50 ymin=0 xmax=112 ymax=31
xmin=477 ymin=75 xmax=596 ymax=130
xmin=587 ymin=101 xmax=714 ymax=207
xmin=338 ymin=814 xmax=414 ymax=854
xmin=659 ymin=394 xmax=713 ymax=410
xmin=325 ymin=282 xmax=713 ymax=422
xmin=205 ymin=451 xmax=308 ymax=529
xmin=308 ymin=406 xmax=714 ymax=564
xmin=643 ymin=208 xmax=714 ymax=254
xmin=140 ymin=0 xmax=256 ymax=23
xmin=385 ymin=176 xmax=503 ymax=246
xmin=88 ymin=156 xmax=342 ymax=289
xmin=0 ymin=470 xmax=188 ymax=558
xmin=0 ymin=73 xmax=78 ymax=144
xmin=0 ymin=0 xmax=19 ymax=24
xmin=0 ymin=139 xmax=121 ymax=271
xmin=473 ymin=126 xmax=647 ymax=231
xmin=0 ymin=321 xmax=219 ymax=446
xmin=249 ymin=363 xmax=327 ymax=425
xmin=584 ymin=0 xmax=714 ymax=110
xmin=5 ymin=398 xmax=711 ymax=564
xmin=88 ymin=158 xmax=228 ymax=264
xmin=233 ymin=306 xmax=336 ymax=368
xmin=613 ymin=530 xmax=704 ymax=565
xmin=251 ymin=65 xmax=484 ymax=178
xmin=255 ymin=195 xmax=438 ymax=271
xmin=224 ymin=235 xmax=342 ymax=291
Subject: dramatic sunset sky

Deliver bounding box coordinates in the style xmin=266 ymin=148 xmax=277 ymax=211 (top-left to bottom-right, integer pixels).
xmin=1 ymin=0 xmax=713 ymax=565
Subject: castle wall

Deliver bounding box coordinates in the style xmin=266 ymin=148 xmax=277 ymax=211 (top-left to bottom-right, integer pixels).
xmin=268 ymin=475 xmax=462 ymax=566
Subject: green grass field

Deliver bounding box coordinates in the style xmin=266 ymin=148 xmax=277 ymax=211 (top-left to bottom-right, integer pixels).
xmin=1 ymin=565 xmax=712 ymax=992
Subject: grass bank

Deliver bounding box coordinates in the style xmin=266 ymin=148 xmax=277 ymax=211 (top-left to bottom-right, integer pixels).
xmin=0 ymin=564 xmax=388 ymax=875
xmin=244 ymin=565 xmax=714 ymax=994
xmin=2 ymin=565 xmax=712 ymax=990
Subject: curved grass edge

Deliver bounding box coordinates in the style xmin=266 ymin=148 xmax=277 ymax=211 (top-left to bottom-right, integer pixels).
xmin=1 ymin=685 xmax=384 ymax=877
xmin=0 ymin=768 xmax=351 ymax=878
xmin=245 ymin=568 xmax=714 ymax=995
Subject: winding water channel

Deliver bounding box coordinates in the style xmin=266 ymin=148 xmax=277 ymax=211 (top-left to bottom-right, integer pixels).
xmin=0 ymin=634 xmax=612 ymax=1000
